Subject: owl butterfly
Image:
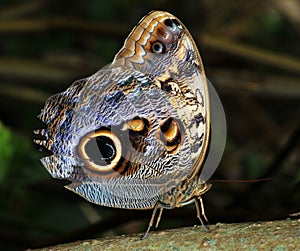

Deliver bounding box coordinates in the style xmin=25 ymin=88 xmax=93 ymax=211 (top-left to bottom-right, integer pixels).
xmin=34 ymin=11 xmax=226 ymax=239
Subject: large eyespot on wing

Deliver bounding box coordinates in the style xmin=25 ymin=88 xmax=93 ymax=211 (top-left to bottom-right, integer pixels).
xmin=77 ymin=128 xmax=123 ymax=176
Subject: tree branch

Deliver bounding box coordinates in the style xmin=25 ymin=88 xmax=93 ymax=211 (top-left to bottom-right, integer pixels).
xmin=29 ymin=219 xmax=299 ymax=250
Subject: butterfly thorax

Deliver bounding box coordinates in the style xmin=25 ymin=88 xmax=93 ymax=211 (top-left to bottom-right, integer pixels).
xmin=160 ymin=177 xmax=212 ymax=209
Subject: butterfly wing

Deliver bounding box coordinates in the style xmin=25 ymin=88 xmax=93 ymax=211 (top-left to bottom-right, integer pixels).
xmin=35 ymin=11 xmax=211 ymax=209
xmin=113 ymin=11 xmax=210 ymax=180
xmin=36 ymin=64 xmax=190 ymax=209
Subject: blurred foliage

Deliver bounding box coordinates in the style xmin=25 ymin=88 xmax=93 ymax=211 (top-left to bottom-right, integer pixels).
xmin=0 ymin=0 xmax=299 ymax=250
xmin=0 ymin=122 xmax=13 ymax=181
xmin=0 ymin=121 xmax=42 ymax=184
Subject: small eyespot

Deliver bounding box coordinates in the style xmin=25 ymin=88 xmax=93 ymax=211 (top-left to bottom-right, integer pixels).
xmin=160 ymin=118 xmax=181 ymax=153
xmin=151 ymin=41 xmax=166 ymax=54
xmin=172 ymin=19 xmax=182 ymax=29
xmin=164 ymin=18 xmax=182 ymax=30
xmin=127 ymin=117 xmax=150 ymax=153
xmin=128 ymin=116 xmax=149 ymax=135
xmin=164 ymin=18 xmax=174 ymax=28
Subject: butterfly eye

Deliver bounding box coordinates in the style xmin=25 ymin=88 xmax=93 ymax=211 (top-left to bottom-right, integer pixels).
xmin=77 ymin=129 xmax=122 ymax=173
xmin=160 ymin=117 xmax=181 ymax=153
xmin=151 ymin=41 xmax=166 ymax=54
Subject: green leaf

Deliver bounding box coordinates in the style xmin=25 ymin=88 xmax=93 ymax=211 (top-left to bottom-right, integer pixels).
xmin=0 ymin=121 xmax=14 ymax=181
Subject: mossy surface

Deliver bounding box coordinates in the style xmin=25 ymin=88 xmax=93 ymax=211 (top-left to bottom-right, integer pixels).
xmin=30 ymin=219 xmax=300 ymax=251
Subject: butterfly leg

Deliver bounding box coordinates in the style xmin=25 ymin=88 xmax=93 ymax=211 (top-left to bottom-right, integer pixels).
xmin=195 ymin=196 xmax=210 ymax=232
xmin=155 ymin=206 xmax=164 ymax=228
xmin=141 ymin=203 xmax=165 ymax=240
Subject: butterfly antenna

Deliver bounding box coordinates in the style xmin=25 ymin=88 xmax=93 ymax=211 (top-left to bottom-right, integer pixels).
xmin=209 ymin=178 xmax=271 ymax=183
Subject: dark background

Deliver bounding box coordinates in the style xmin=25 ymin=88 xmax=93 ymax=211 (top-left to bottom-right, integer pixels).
xmin=0 ymin=0 xmax=299 ymax=250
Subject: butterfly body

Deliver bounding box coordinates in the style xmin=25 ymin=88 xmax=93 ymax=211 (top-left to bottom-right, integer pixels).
xmin=34 ymin=11 xmax=225 ymax=238
xmin=159 ymin=176 xmax=211 ymax=208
